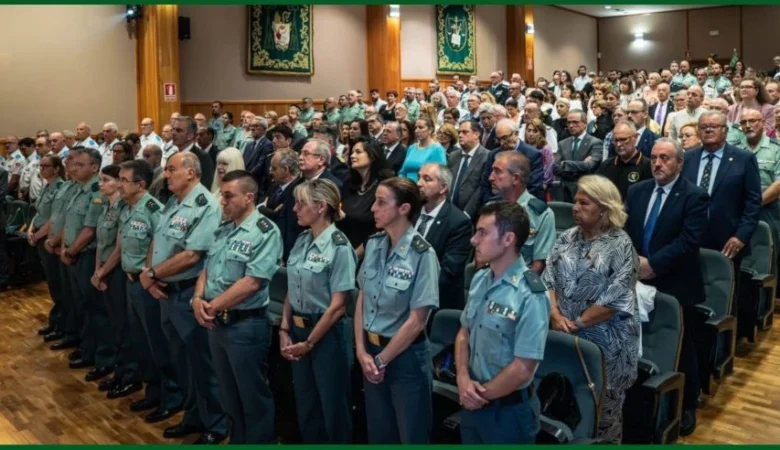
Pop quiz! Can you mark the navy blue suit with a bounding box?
[608,129,658,159]
[480,141,544,204]
[681,144,761,259]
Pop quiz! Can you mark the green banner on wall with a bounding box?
[247,5,314,76]
[436,5,476,76]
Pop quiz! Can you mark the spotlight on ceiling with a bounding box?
[126,5,143,23]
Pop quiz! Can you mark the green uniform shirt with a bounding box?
[517,190,556,264]
[299,107,315,126]
[204,210,282,310]
[403,99,421,122]
[727,123,746,147]
[703,76,732,98]
[208,117,222,135]
[742,134,780,192]
[460,258,551,387]
[340,103,364,124]
[120,192,163,273]
[50,180,78,237]
[287,224,357,314]
[63,176,103,251]
[152,183,222,282]
[96,199,126,263]
[33,177,63,229]
[326,109,342,128]
[215,125,240,149]
[234,130,253,153]
[358,226,440,336]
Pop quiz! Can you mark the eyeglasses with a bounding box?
[496,134,514,143]
[119,177,141,184]
[700,125,725,131]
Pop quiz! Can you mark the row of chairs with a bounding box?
[3,197,44,285]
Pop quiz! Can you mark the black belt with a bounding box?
[291,311,322,329]
[486,383,535,408]
[126,272,141,282]
[364,330,426,347]
[161,277,198,294]
[215,307,267,327]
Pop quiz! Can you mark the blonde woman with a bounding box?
[211,147,246,202]
[679,122,702,151]
[542,174,639,443]
[642,72,661,106]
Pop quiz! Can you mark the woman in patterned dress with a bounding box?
[541,174,640,443]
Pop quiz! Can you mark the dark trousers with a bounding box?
[681,305,701,411]
[103,268,137,382]
[363,339,432,444]
[159,285,227,434]
[59,259,79,342]
[209,315,274,444]
[126,279,182,408]
[461,394,540,444]
[37,240,64,331]
[290,317,352,443]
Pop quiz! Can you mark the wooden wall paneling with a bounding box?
[0,138,6,158]
[524,6,535,83]
[506,6,527,81]
[400,77,490,93]
[136,5,181,132]
[366,6,401,96]
[181,101,325,123]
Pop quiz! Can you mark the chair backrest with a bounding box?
[535,331,606,440]
[548,201,575,236]
[741,220,773,276]
[463,263,477,300]
[5,200,29,233]
[699,249,734,318]
[642,292,682,373]
[268,267,288,318]
[429,309,462,359]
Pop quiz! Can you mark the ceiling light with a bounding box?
[634,32,645,41]
[605,5,612,9]
[389,4,400,18]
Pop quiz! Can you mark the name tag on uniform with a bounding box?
[170,216,190,232]
[388,265,414,280]
[487,301,518,321]
[229,239,252,255]
[130,220,148,232]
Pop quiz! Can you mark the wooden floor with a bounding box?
[2,283,780,444]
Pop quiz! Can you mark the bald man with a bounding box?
[670,86,705,140]
[194,113,207,129]
[75,122,99,150]
[140,118,163,152]
[488,71,510,104]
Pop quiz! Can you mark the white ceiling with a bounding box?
[557,4,722,18]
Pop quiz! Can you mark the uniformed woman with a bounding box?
[28,155,65,339]
[355,177,440,443]
[281,178,357,443]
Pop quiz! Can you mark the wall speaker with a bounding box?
[178,16,191,40]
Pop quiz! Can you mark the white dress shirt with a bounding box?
[414,199,445,239]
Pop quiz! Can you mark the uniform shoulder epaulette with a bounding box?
[411,235,431,253]
[769,137,780,146]
[219,218,232,227]
[196,193,207,206]
[145,198,160,212]
[93,195,104,205]
[526,197,549,215]
[91,182,99,192]
[332,230,348,246]
[55,180,63,189]
[257,217,272,233]
[523,270,547,293]
[368,231,387,240]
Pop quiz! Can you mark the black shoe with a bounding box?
[51,339,79,351]
[162,422,203,438]
[680,409,697,437]
[68,350,82,361]
[86,366,113,382]
[38,325,54,336]
[147,405,183,424]
[193,432,226,445]
[69,357,94,369]
[98,376,121,392]
[131,397,160,413]
[43,331,65,342]
[107,381,143,399]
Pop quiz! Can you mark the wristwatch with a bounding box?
[374,355,387,370]
[305,339,314,350]
[145,268,156,280]
[575,317,587,329]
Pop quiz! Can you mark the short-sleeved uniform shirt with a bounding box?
[460,258,551,388]
[326,109,342,128]
[517,190,556,264]
[120,192,163,273]
[358,227,440,337]
[287,224,357,314]
[204,210,282,310]
[63,176,103,251]
[152,183,222,282]
[32,177,63,229]
[340,104,365,124]
[75,138,99,150]
[6,150,26,177]
[49,180,78,237]
[96,198,126,263]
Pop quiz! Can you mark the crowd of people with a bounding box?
[0,52,779,445]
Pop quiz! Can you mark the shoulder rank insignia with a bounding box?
[332,230,348,246]
[196,193,208,206]
[368,231,387,240]
[411,235,431,253]
[91,182,99,192]
[527,197,549,215]
[93,197,103,205]
[145,199,160,212]
[523,270,547,293]
[257,217,272,233]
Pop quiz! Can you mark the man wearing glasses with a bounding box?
[554,110,604,202]
[597,121,652,201]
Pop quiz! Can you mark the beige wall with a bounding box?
[742,6,780,70]
[0,6,137,137]
[598,11,687,72]
[533,6,598,80]
[179,5,367,101]
[400,5,507,79]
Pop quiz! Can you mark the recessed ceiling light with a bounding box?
[605,5,612,9]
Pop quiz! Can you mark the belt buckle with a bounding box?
[293,316,305,328]
[219,310,230,325]
[367,332,381,346]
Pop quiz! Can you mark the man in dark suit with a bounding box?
[448,120,489,219]
[258,149,301,261]
[243,117,274,175]
[625,137,710,436]
[196,126,220,165]
[297,139,343,193]
[312,127,350,184]
[478,104,499,151]
[416,163,472,311]
[609,99,658,158]
[648,83,672,133]
[597,121,653,200]
[381,121,407,174]
[488,71,510,105]
[553,110,604,202]
[171,116,214,189]
[681,111,761,267]
[480,119,544,204]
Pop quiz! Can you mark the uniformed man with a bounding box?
[703,63,732,98]
[341,90,365,124]
[5,135,25,194]
[60,147,116,380]
[288,105,308,137]
[50,132,70,161]
[215,112,240,149]
[356,177,440,443]
[324,97,342,128]
[597,121,653,200]
[74,122,99,150]
[16,137,37,199]
[402,88,421,123]
[299,97,316,129]
[489,151,555,274]
[234,111,255,152]
[160,124,178,167]
[209,101,224,134]
[455,200,550,444]
[193,170,281,444]
[140,117,164,153]
[116,159,184,421]
[26,137,52,203]
[488,72,510,105]
[141,152,227,443]
[97,122,121,168]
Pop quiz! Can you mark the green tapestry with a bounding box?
[436,5,476,76]
[247,5,313,76]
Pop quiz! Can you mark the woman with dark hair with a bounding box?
[336,123,351,160]
[379,90,399,122]
[338,137,394,257]
[728,77,776,134]
[111,141,134,165]
[355,176,439,444]
[399,119,414,147]
[560,70,573,85]
[349,119,370,142]
[124,133,142,159]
